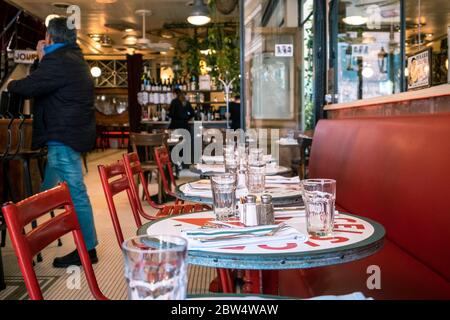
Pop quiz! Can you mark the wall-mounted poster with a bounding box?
[407,48,432,91]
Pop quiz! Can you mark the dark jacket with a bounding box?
[168,98,195,130]
[8,44,96,153]
[229,101,241,130]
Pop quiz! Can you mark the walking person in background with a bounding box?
[7,17,99,268]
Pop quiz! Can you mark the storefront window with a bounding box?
[335,0,402,103]
[243,0,302,130]
[405,0,449,89]
[301,0,314,130]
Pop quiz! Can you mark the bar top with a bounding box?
[325,83,450,111]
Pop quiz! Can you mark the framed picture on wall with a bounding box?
[407,48,432,91]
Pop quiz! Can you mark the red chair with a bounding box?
[1,183,107,300]
[153,146,182,203]
[122,152,209,217]
[98,160,143,248]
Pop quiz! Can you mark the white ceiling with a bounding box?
[7,0,238,56]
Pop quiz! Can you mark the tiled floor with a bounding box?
[0,149,216,300]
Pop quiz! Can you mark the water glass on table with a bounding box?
[301,179,336,237]
[122,235,188,300]
[247,162,266,194]
[211,173,237,221]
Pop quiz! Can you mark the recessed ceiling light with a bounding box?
[52,2,72,9]
[95,0,117,4]
[125,28,134,33]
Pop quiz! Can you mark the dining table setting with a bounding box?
[124,145,385,300]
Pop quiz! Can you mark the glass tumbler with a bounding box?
[247,162,266,194]
[301,179,337,237]
[211,173,237,220]
[122,235,188,300]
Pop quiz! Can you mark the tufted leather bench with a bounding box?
[279,113,450,299]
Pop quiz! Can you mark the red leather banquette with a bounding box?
[279,113,450,299]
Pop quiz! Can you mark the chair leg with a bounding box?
[0,246,6,291]
[24,159,43,263]
[1,229,6,248]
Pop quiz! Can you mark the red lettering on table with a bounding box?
[222,246,246,250]
[335,217,358,223]
[258,243,298,250]
[334,223,365,230]
[310,236,349,243]
[305,241,320,247]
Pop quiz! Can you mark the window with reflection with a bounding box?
[335,0,402,103]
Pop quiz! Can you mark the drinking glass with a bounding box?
[248,148,264,165]
[301,179,336,237]
[211,173,237,220]
[224,148,239,174]
[122,235,188,300]
[247,162,266,194]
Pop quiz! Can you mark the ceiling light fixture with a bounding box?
[343,15,367,26]
[45,14,60,27]
[95,0,117,4]
[343,4,367,26]
[187,0,211,26]
[90,67,102,78]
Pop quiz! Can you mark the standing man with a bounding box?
[228,95,241,130]
[7,17,99,268]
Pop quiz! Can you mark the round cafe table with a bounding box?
[174,182,303,206]
[138,211,385,295]
[189,164,292,177]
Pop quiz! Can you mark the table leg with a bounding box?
[261,270,279,295]
[217,268,235,294]
[157,172,163,205]
[243,270,261,294]
[242,270,279,295]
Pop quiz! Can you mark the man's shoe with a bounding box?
[53,249,98,268]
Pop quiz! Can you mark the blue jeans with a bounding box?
[41,145,98,250]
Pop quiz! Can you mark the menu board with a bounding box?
[407,48,432,91]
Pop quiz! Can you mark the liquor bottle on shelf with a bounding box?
[214,106,221,120]
[182,78,187,91]
[141,66,148,91]
[190,75,197,91]
[161,106,167,121]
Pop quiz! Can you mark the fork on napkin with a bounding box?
[182,224,307,250]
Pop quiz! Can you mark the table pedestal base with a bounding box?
[243,270,279,295]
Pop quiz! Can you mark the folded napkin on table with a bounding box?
[183,225,307,250]
[195,164,225,173]
[266,175,300,184]
[182,183,248,198]
[274,209,340,219]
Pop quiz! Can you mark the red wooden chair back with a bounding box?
[1,183,107,300]
[98,160,143,247]
[122,152,166,217]
[153,146,178,198]
[123,152,207,217]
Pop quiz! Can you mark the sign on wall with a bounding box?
[275,44,294,57]
[407,48,432,91]
[14,50,38,64]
